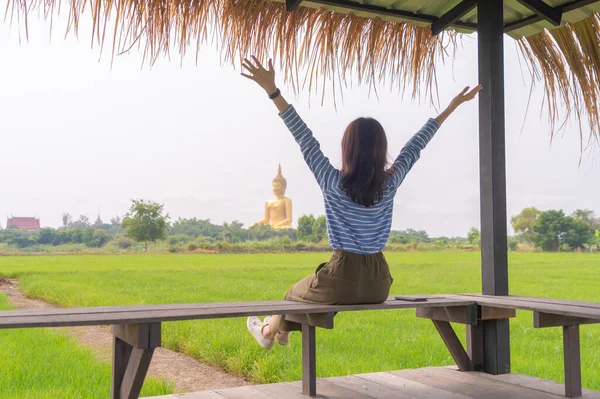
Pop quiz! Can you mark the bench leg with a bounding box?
[302,324,317,397]
[563,325,582,398]
[111,323,161,399]
[432,320,472,371]
[467,324,485,372]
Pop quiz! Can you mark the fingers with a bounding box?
[251,55,265,71]
[268,59,274,72]
[240,72,257,81]
[466,84,483,98]
[460,86,469,96]
[242,58,257,73]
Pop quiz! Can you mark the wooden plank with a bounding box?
[302,324,316,397]
[290,379,376,398]
[214,386,273,399]
[327,375,416,398]
[473,372,600,398]
[0,299,475,329]
[395,367,560,398]
[251,382,307,398]
[0,297,472,318]
[393,367,500,398]
[177,391,228,399]
[515,0,563,25]
[120,347,155,399]
[432,320,472,371]
[449,295,600,320]
[285,312,335,329]
[356,371,466,398]
[416,305,477,325]
[497,295,600,310]
[534,311,599,328]
[455,294,600,310]
[564,325,582,398]
[431,0,478,35]
[0,300,302,317]
[297,0,476,30]
[480,306,516,320]
[111,323,161,349]
[286,0,302,11]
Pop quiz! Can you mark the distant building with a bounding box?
[6,217,41,230]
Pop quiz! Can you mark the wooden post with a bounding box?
[563,325,582,398]
[476,0,511,375]
[111,323,161,399]
[301,324,317,397]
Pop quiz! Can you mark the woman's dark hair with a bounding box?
[341,117,389,207]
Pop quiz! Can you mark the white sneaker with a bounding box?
[264,316,290,346]
[246,316,274,350]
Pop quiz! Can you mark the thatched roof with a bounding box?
[7,0,600,146]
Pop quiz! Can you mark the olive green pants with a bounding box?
[265,250,393,339]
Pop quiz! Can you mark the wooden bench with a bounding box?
[427,294,600,398]
[0,295,597,399]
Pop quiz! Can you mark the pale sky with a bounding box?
[0,8,598,237]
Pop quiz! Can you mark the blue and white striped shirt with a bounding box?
[280,106,440,255]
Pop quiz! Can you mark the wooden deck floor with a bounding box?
[146,366,600,399]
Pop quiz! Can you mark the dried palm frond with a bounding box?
[6,0,600,145]
[7,0,450,104]
[518,14,600,148]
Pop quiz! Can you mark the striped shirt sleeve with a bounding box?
[279,105,336,190]
[388,118,441,190]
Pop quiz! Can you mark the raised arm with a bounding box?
[241,57,336,190]
[388,85,482,190]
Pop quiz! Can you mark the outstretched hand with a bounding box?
[450,85,482,108]
[241,56,277,95]
[435,84,483,125]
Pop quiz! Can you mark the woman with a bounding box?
[241,56,481,349]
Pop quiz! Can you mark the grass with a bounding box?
[0,252,598,391]
[0,293,173,398]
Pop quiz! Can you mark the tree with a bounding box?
[532,210,593,251]
[71,215,90,229]
[532,210,569,251]
[312,216,327,243]
[389,229,431,245]
[562,219,594,251]
[37,228,57,245]
[297,215,316,242]
[223,221,247,243]
[571,209,600,231]
[467,227,481,247]
[110,215,122,226]
[593,230,600,252]
[121,200,169,251]
[62,213,72,229]
[511,207,542,243]
[83,229,110,248]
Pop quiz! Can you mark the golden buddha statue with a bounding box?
[256,164,293,229]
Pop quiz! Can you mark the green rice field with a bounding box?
[0,252,598,397]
